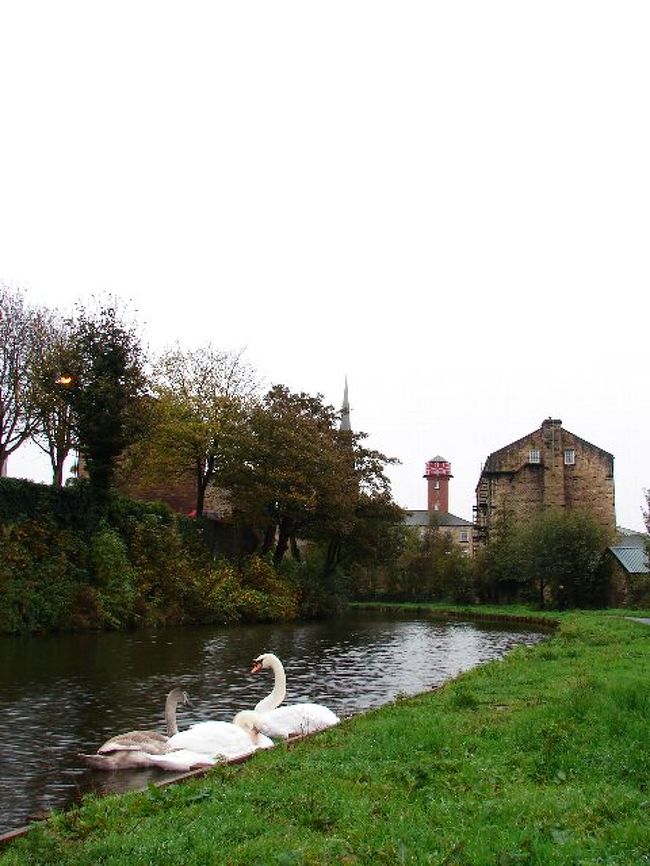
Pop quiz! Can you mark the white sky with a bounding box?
[1,2,648,532]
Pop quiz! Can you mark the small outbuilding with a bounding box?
[605,529,649,606]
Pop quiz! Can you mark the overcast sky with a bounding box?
[2,2,648,531]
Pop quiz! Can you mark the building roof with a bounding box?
[481,419,614,475]
[608,545,649,575]
[404,510,473,528]
[616,528,648,546]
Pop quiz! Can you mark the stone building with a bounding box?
[605,528,649,606]
[474,418,616,543]
[404,456,474,555]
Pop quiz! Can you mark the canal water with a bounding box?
[0,610,548,834]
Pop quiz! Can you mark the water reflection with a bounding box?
[0,611,547,834]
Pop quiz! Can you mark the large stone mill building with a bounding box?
[474,417,616,544]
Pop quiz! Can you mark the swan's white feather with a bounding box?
[167,720,272,758]
[144,749,218,772]
[257,703,340,739]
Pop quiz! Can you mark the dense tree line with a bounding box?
[0,285,403,631]
[473,507,612,608]
[355,507,621,610]
[2,285,644,632]
[0,478,301,633]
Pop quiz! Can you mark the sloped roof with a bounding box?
[615,528,648,546]
[404,510,472,528]
[482,421,614,473]
[609,545,649,575]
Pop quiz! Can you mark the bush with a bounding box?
[88,525,137,628]
[0,480,315,633]
[0,517,85,632]
[183,558,298,625]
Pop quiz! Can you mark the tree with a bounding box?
[0,284,43,473]
[28,313,77,486]
[387,519,473,602]
[229,385,399,570]
[522,508,608,608]
[474,506,529,604]
[129,344,260,518]
[63,300,148,501]
[228,386,348,564]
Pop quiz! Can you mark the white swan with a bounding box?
[164,707,274,761]
[80,687,190,771]
[249,652,340,739]
[146,712,275,772]
[143,749,218,772]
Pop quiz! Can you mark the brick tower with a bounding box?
[424,456,453,513]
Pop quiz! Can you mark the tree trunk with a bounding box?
[52,459,64,487]
[323,540,341,578]
[274,517,293,565]
[195,470,207,518]
[290,534,301,562]
[261,525,276,556]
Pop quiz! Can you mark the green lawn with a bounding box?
[2,609,649,865]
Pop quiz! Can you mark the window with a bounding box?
[460,530,469,543]
[434,480,440,490]
[564,448,575,465]
[528,448,540,464]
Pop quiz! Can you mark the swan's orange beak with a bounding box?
[251,660,263,674]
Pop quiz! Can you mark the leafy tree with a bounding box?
[333,491,405,579]
[521,508,608,608]
[128,344,260,518]
[228,386,350,564]
[387,520,473,602]
[0,284,44,473]
[62,300,148,501]
[229,385,398,572]
[474,506,529,603]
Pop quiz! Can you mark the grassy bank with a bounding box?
[350,600,562,628]
[2,610,649,865]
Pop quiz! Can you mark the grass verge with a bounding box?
[2,609,649,865]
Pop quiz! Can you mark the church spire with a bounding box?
[340,377,351,432]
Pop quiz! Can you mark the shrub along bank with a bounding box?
[0,478,298,633]
[2,610,649,865]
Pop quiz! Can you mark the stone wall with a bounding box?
[475,419,615,541]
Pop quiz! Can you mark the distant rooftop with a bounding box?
[404,510,473,528]
[609,545,649,575]
[616,527,648,544]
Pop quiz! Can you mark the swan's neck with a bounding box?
[255,656,286,712]
[165,696,180,736]
[233,710,264,743]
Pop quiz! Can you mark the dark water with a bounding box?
[0,611,547,834]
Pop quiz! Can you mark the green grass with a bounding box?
[2,610,650,865]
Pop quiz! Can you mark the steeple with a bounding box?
[340,377,351,432]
